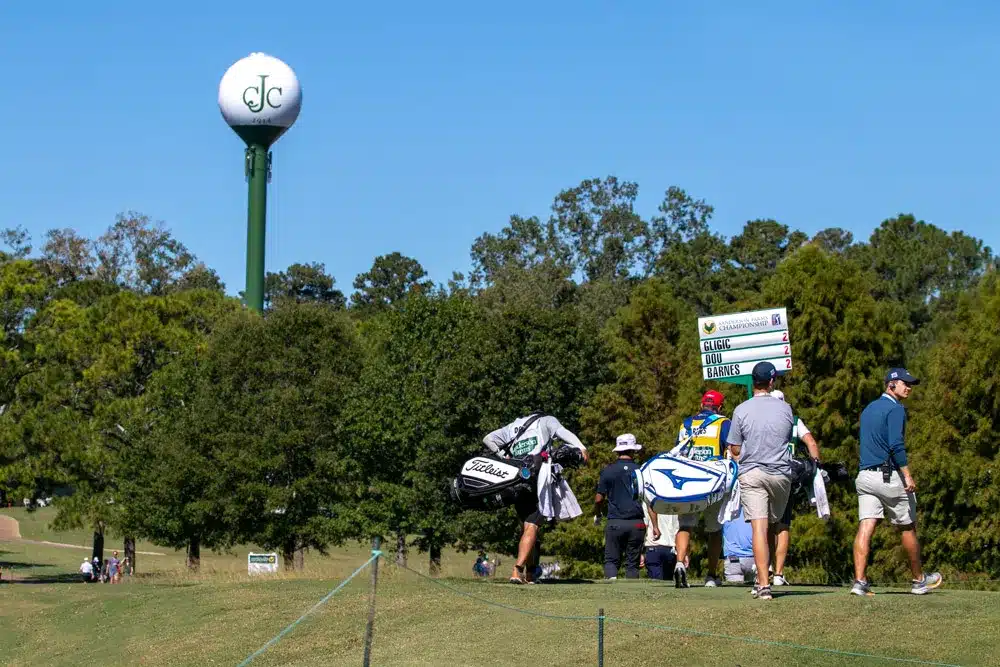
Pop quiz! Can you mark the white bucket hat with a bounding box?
[613,433,642,452]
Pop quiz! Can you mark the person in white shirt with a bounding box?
[483,413,588,584]
[769,390,822,586]
[641,503,679,580]
[80,558,94,583]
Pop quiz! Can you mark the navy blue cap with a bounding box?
[885,368,919,385]
[752,361,777,383]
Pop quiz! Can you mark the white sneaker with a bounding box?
[911,572,942,595]
[704,576,720,588]
[850,579,873,596]
[772,574,789,586]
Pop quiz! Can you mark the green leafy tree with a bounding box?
[178,301,363,570]
[907,271,1000,578]
[264,262,345,310]
[93,212,198,295]
[551,176,648,282]
[351,252,433,313]
[0,288,239,564]
[648,187,735,314]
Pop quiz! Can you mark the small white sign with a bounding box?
[702,357,793,381]
[698,308,788,340]
[248,552,279,574]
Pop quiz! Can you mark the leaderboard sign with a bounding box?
[698,307,792,381]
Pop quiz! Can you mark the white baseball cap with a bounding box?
[613,433,642,452]
[770,390,785,401]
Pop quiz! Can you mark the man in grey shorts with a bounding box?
[726,361,794,601]
[851,368,942,596]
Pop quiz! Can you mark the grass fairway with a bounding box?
[1,508,997,667]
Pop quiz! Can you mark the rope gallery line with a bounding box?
[236,551,381,667]
[393,562,596,621]
[604,616,965,667]
[391,562,966,667]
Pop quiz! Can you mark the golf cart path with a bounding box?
[3,538,167,556]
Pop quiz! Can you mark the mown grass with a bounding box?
[1,508,997,666]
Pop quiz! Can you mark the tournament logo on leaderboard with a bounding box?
[697,307,788,340]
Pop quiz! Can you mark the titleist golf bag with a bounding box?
[450,415,585,511]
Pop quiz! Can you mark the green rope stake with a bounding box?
[237,552,380,667]
[363,537,383,667]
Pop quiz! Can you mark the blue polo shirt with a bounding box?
[859,394,908,470]
[597,458,644,521]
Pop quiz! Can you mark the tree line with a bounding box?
[1,178,997,581]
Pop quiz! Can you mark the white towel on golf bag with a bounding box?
[718,477,742,525]
[537,461,583,520]
[810,469,831,520]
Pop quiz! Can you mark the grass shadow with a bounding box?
[771,590,831,597]
[1,560,54,569]
[2,572,85,585]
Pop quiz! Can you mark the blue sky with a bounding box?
[3,1,998,296]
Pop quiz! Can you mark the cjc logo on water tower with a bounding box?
[219,52,302,143]
[242,74,284,113]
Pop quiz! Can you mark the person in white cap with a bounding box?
[769,389,822,586]
[594,434,647,579]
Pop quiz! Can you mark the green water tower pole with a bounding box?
[218,52,302,312]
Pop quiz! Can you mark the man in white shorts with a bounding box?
[851,368,942,596]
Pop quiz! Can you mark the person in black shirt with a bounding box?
[594,433,648,579]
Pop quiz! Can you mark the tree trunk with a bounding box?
[282,540,297,571]
[91,523,105,564]
[395,531,408,567]
[124,536,136,575]
[429,543,442,577]
[294,545,305,571]
[186,537,201,571]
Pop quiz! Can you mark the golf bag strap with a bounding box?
[672,413,724,457]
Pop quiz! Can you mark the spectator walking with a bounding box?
[594,434,646,580]
[641,502,679,581]
[108,551,121,584]
[79,558,94,583]
[726,361,795,601]
[851,368,942,596]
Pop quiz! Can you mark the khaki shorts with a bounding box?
[678,499,724,533]
[739,468,792,524]
[856,469,917,526]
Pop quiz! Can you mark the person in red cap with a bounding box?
[671,389,732,588]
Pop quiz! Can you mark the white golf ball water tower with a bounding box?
[218,52,302,312]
